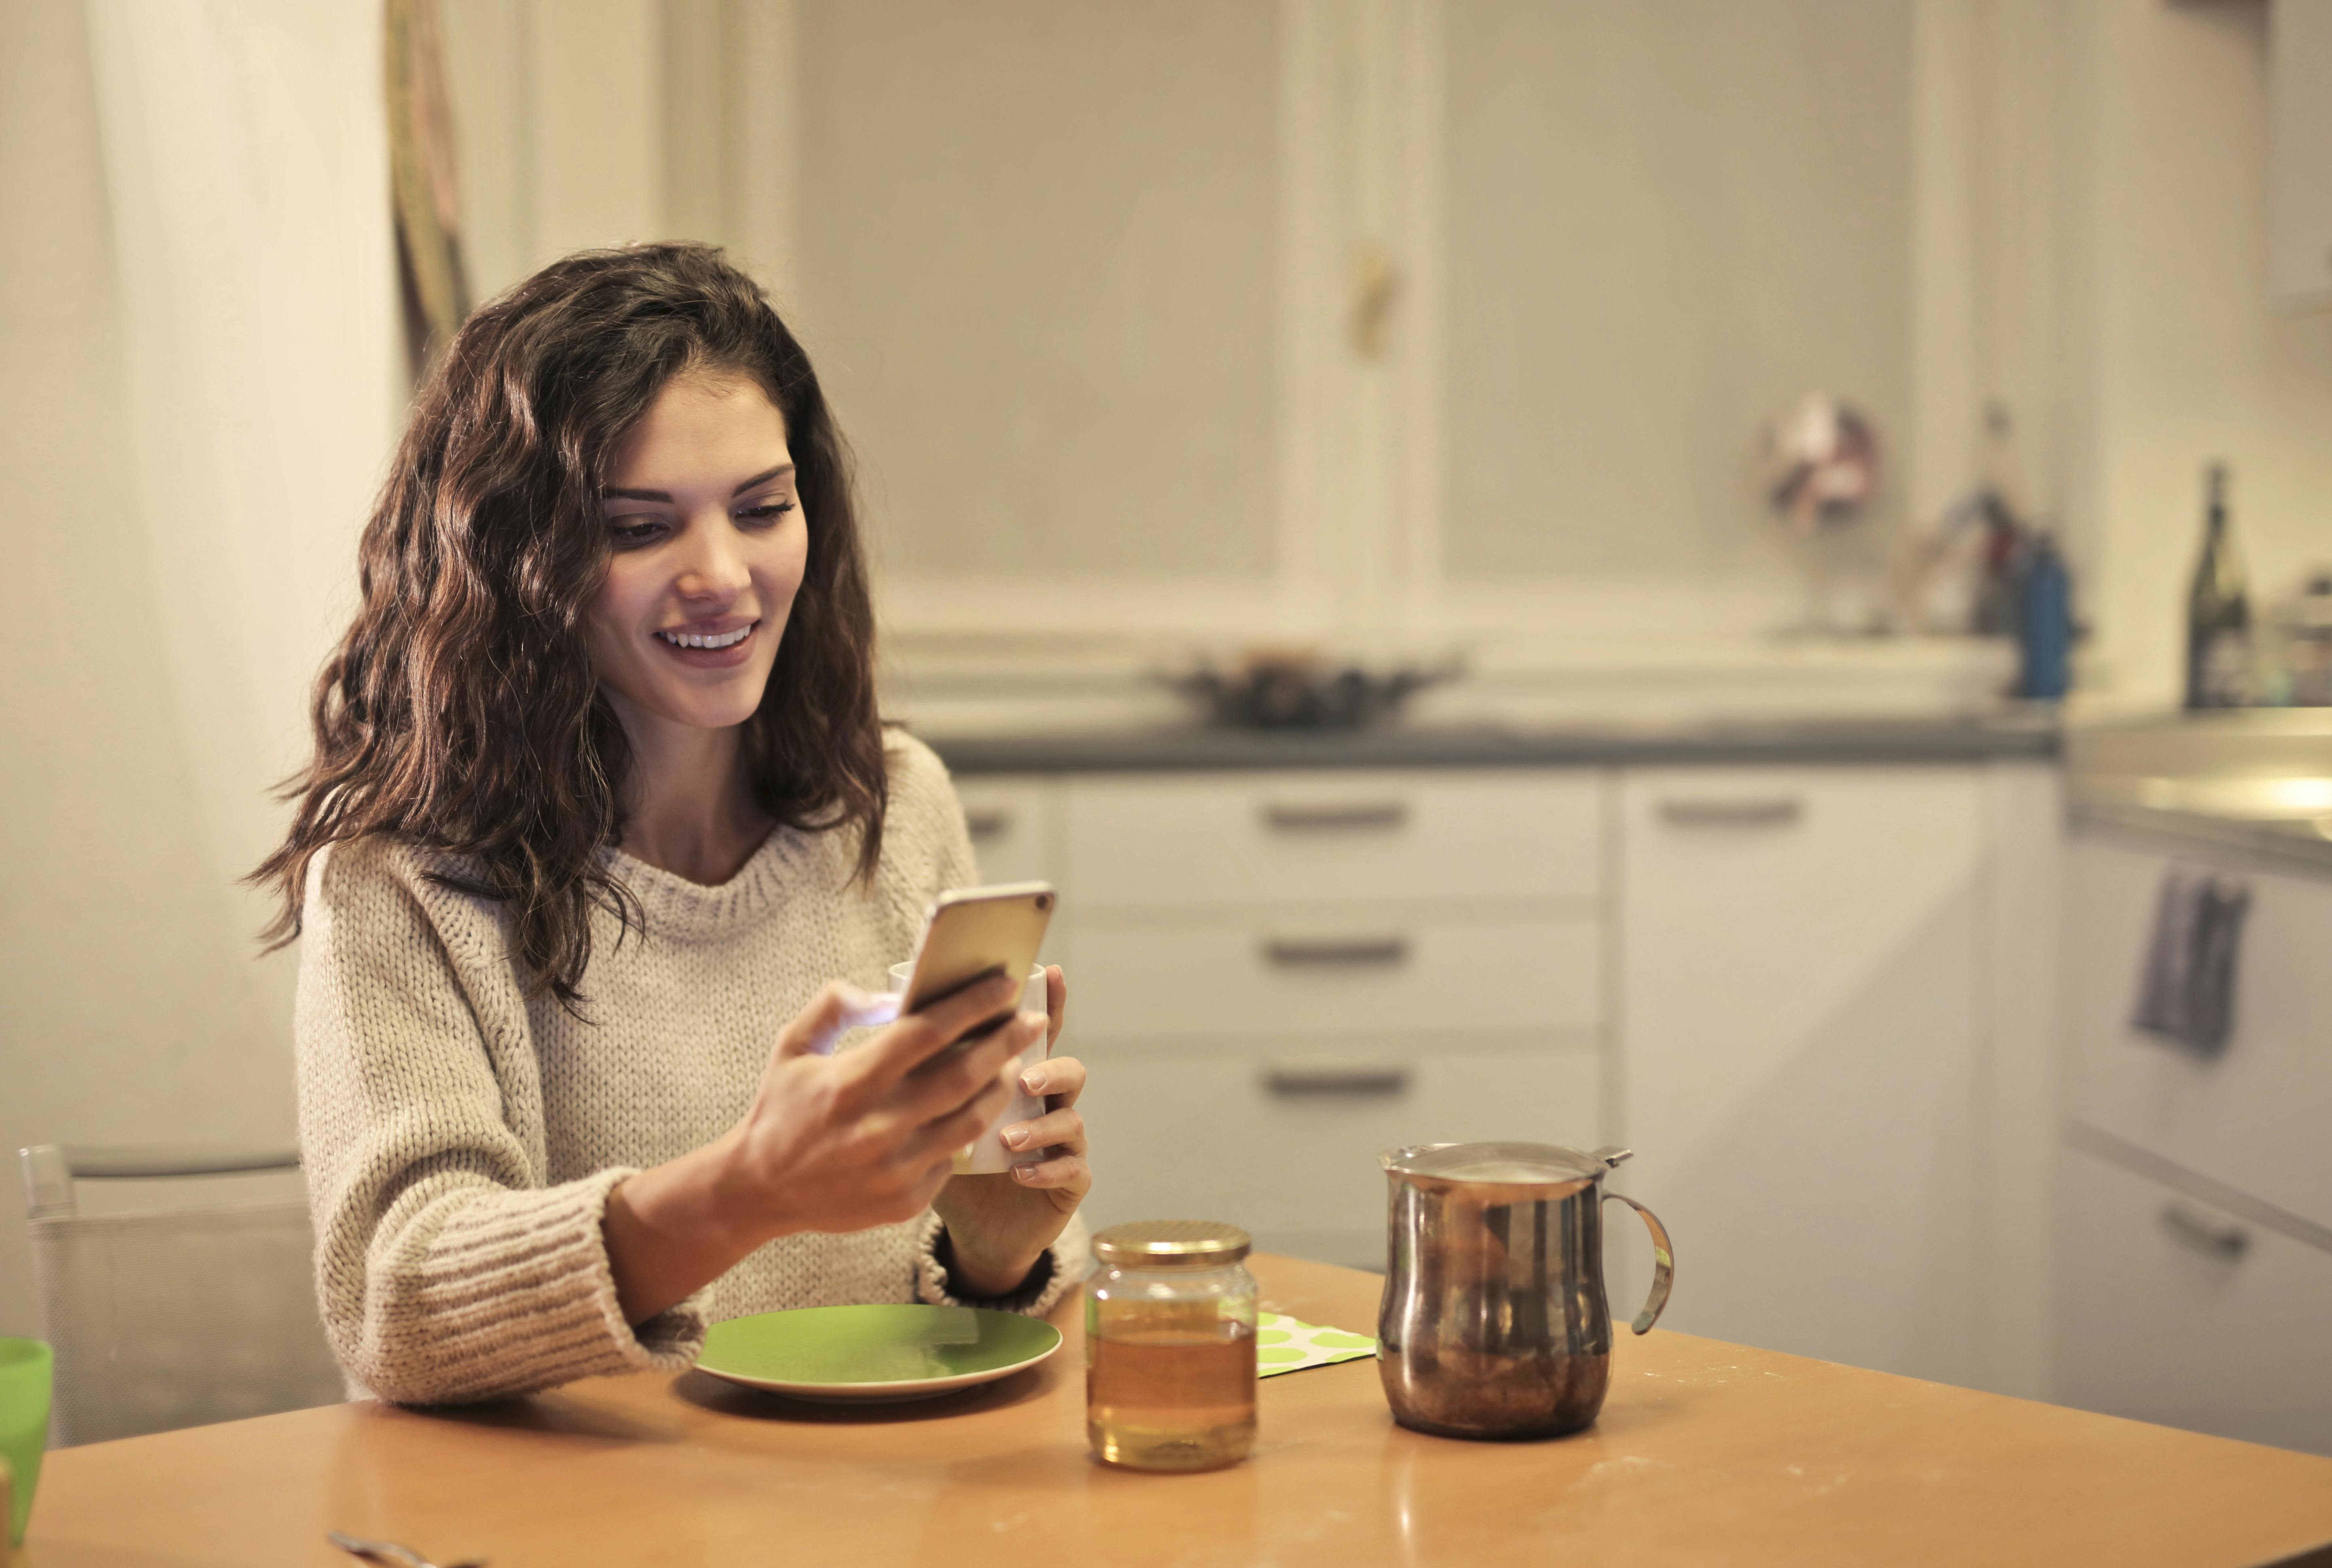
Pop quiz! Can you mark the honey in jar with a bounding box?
[1085,1220,1257,1471]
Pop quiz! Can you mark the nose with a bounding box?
[672,507,751,604]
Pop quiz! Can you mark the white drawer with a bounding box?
[2056,1144,2332,1456]
[1064,913,1600,1041]
[1064,770,1602,907]
[951,775,1060,888]
[1075,1047,1602,1271]
[2067,834,2332,1231]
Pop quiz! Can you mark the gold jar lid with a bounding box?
[1092,1219,1251,1267]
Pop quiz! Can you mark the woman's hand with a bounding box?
[604,972,1040,1323]
[930,965,1091,1298]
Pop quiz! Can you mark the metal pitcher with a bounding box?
[1377,1142,1675,1440]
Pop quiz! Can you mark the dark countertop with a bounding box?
[921,714,2063,775]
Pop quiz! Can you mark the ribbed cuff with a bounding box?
[911,1211,1090,1318]
[363,1167,707,1405]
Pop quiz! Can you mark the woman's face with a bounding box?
[586,373,807,735]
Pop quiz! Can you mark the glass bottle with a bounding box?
[1085,1220,1257,1472]
[2186,463,2254,708]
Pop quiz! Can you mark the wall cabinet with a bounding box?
[2271,0,2332,313]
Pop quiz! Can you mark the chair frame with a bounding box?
[19,1144,302,1219]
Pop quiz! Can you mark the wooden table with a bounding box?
[24,1256,2332,1567]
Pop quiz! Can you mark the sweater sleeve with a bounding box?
[911,1211,1093,1317]
[295,841,704,1404]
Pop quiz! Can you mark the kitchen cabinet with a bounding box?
[950,774,1064,965]
[953,752,2058,1386]
[2057,1144,2332,1456]
[2066,832,2332,1234]
[1615,767,1991,1389]
[2057,821,2332,1453]
[989,768,1608,1271]
[2271,0,2332,312]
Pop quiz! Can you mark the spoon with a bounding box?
[326,1529,487,1568]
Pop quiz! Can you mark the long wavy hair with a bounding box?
[253,243,887,1007]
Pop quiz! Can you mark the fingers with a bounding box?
[1044,964,1066,1050]
[855,972,1023,1088]
[774,980,891,1061]
[999,1105,1085,1158]
[1009,1151,1090,1192]
[1016,1053,1085,1112]
[902,1071,1015,1166]
[892,1010,1045,1125]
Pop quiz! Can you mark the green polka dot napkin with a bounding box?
[1255,1312,1377,1377]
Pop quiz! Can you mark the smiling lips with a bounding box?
[657,625,752,650]
[653,620,759,666]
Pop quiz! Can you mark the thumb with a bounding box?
[776,982,901,1061]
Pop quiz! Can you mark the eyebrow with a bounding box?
[600,464,795,503]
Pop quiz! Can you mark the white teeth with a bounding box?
[659,625,751,650]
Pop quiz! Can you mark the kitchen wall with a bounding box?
[2064,0,2332,710]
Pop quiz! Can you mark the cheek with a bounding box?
[585,562,647,664]
[767,520,811,602]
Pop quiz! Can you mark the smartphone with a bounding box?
[898,881,1056,1049]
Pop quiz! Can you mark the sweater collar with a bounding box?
[602,824,840,939]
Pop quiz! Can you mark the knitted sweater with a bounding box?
[293,732,1088,1405]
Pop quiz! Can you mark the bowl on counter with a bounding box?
[1160,648,1465,731]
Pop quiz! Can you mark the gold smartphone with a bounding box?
[899,882,1056,1048]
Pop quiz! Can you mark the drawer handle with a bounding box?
[964,808,1013,841]
[2159,1201,2249,1261]
[1657,796,1805,827]
[1262,800,1410,832]
[1264,1063,1411,1096]
[1261,935,1410,968]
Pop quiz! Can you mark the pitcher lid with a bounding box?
[1379,1141,1624,1187]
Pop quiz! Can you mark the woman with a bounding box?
[255,243,1092,1405]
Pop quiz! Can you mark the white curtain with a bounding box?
[82,0,398,889]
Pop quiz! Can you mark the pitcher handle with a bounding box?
[1602,1190,1676,1335]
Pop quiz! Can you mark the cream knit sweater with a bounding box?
[293,732,1088,1405]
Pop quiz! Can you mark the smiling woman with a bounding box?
[246,244,1092,1406]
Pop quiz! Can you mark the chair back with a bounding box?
[18,1144,344,1446]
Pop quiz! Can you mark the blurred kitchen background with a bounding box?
[3,0,2329,1453]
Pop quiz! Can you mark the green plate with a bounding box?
[696,1305,1063,1403]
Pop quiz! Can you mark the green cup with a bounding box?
[0,1337,51,1547]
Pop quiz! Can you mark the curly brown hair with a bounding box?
[253,243,886,1007]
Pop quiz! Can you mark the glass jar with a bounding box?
[1085,1220,1258,1471]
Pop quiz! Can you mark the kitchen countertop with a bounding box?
[25,1254,2332,1568]
[2066,711,2332,872]
[920,713,2061,775]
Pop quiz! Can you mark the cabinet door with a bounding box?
[1617,767,1985,1385]
[2271,0,2332,312]
[951,775,1059,889]
[2067,833,2332,1233]
[1068,911,1599,1044]
[1065,770,1603,908]
[1074,1046,1601,1272]
[2056,1145,2332,1457]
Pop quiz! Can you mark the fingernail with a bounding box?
[1002,1125,1029,1149]
[1013,1165,1037,1182]
[1019,1071,1045,1095]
